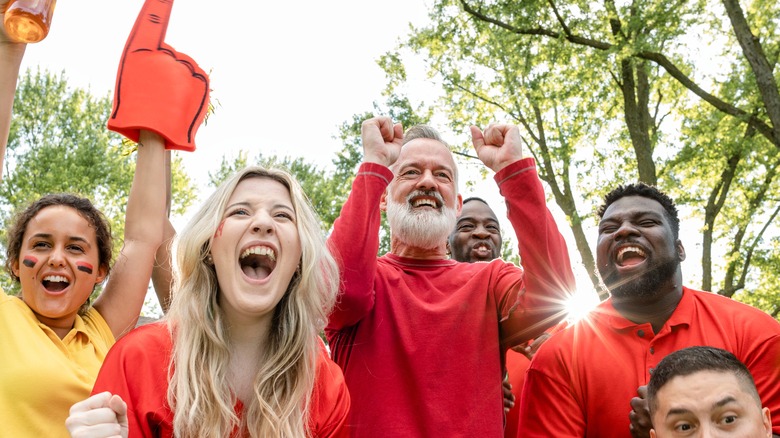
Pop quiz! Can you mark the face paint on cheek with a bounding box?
[22,256,38,268]
[214,219,226,239]
[76,262,94,274]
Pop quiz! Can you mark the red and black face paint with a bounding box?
[214,219,226,238]
[76,262,94,274]
[22,256,38,268]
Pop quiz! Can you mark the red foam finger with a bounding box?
[126,0,174,52]
[108,0,210,151]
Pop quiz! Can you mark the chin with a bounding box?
[606,259,679,299]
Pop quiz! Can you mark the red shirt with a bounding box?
[504,350,530,438]
[92,323,350,437]
[518,287,780,437]
[326,159,575,437]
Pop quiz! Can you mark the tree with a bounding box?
[0,69,196,293]
[379,0,779,313]
[332,95,432,255]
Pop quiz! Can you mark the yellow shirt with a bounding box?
[0,291,115,437]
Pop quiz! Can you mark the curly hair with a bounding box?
[596,183,680,239]
[5,193,113,314]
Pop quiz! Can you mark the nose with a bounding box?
[48,247,66,267]
[415,169,437,190]
[250,211,274,235]
[472,225,491,239]
[614,221,639,240]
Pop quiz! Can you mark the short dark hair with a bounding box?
[647,346,760,416]
[462,196,490,207]
[5,193,113,284]
[597,183,680,239]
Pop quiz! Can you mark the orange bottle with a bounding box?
[3,0,57,43]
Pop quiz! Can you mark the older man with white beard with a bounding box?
[325,116,575,437]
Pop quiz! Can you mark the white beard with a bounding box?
[386,195,457,250]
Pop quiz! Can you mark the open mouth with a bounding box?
[472,242,493,258]
[239,246,277,280]
[408,190,444,210]
[410,197,441,209]
[616,245,647,267]
[42,275,70,292]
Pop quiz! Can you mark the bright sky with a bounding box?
[18,0,607,316]
[19,0,432,180]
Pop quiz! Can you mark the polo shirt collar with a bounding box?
[597,286,692,332]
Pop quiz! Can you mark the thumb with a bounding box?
[470,125,485,149]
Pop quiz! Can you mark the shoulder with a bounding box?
[686,288,779,325]
[108,322,172,358]
[80,307,116,345]
[311,343,350,436]
[314,343,348,400]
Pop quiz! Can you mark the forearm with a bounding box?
[151,218,175,313]
[326,162,391,329]
[499,159,575,301]
[0,42,26,179]
[95,131,166,337]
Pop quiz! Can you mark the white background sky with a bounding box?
[17,0,657,315]
[20,0,432,176]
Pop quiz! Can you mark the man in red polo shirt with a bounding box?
[517,183,780,437]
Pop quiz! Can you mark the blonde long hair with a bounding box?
[165,167,339,437]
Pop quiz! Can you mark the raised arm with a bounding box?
[94,0,209,336]
[0,0,27,180]
[94,130,165,338]
[150,151,175,313]
[472,124,575,345]
[326,117,401,329]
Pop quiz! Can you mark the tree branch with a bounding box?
[721,0,780,145]
[458,0,779,147]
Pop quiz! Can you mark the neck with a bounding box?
[391,237,449,260]
[611,272,684,333]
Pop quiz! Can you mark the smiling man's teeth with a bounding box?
[240,246,276,262]
[412,199,437,208]
[43,275,68,283]
[617,246,646,262]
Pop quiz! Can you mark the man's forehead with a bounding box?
[397,138,456,168]
[601,196,667,221]
[459,201,498,222]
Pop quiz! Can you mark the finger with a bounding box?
[393,123,404,143]
[69,392,113,415]
[637,385,648,398]
[377,117,395,142]
[108,395,127,416]
[127,0,175,52]
[108,395,129,428]
[484,125,506,147]
[470,125,485,150]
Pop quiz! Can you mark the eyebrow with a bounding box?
[599,210,665,225]
[30,233,92,246]
[664,396,739,419]
[226,201,294,212]
[714,396,738,408]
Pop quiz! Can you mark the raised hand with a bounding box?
[470,124,524,173]
[628,385,652,438]
[361,116,403,167]
[108,0,209,152]
[65,392,128,438]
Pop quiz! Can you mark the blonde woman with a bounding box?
[66,167,349,437]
